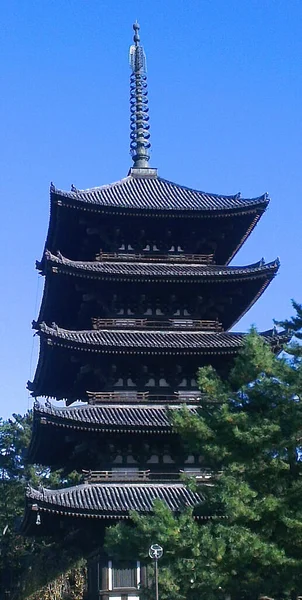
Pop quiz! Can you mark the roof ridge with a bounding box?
[158,176,240,200]
[51,176,132,196]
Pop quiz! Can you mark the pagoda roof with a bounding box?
[30,326,289,400]
[42,251,280,282]
[51,174,269,214]
[28,402,196,465]
[35,322,288,355]
[37,252,279,332]
[25,481,202,519]
[31,401,193,432]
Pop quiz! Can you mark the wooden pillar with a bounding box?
[100,562,109,600]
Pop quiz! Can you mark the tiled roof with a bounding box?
[43,251,280,281]
[33,402,198,431]
[51,174,269,213]
[26,482,202,516]
[37,322,288,354]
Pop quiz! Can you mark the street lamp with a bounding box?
[149,544,163,600]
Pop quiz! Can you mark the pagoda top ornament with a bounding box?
[129,22,151,169]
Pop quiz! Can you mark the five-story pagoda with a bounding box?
[22,23,285,600]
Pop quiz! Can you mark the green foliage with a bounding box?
[105,307,302,600]
[0,412,84,600]
[277,300,302,340]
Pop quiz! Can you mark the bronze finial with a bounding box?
[133,21,140,45]
[129,22,151,169]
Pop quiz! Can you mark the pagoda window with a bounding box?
[179,378,188,387]
[185,455,195,464]
[159,377,169,387]
[126,376,136,387]
[145,377,156,387]
[113,377,124,387]
[147,454,159,464]
[144,307,152,315]
[162,454,174,464]
[112,455,123,465]
[191,378,198,388]
[109,560,140,591]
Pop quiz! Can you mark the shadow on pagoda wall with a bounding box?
[29,425,204,472]
[55,209,246,266]
[31,349,233,401]
[39,273,263,333]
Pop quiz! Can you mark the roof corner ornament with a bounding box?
[129,22,151,169]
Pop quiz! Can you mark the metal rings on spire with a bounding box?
[129,22,151,168]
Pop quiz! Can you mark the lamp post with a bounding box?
[149,544,163,600]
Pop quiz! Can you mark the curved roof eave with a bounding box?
[50,176,269,214]
[34,322,289,352]
[31,401,198,431]
[41,250,280,282]
[25,481,203,516]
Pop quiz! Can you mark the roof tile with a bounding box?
[33,402,198,430]
[44,251,279,280]
[52,175,268,213]
[37,322,289,352]
[26,482,202,514]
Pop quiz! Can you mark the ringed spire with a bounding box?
[129,22,151,169]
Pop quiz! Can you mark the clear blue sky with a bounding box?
[0,0,301,419]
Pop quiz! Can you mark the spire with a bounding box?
[129,22,151,169]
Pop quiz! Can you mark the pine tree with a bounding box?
[0,413,84,600]
[105,308,302,600]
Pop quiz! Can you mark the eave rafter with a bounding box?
[39,250,280,284]
[35,252,279,332]
[27,324,290,401]
[23,481,203,524]
[43,180,269,268]
[32,322,289,355]
[31,401,188,433]
[49,177,269,214]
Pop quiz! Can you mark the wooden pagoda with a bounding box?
[22,22,286,600]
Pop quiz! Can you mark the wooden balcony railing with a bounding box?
[86,390,203,405]
[83,470,151,483]
[95,251,214,264]
[82,469,217,483]
[91,317,223,332]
